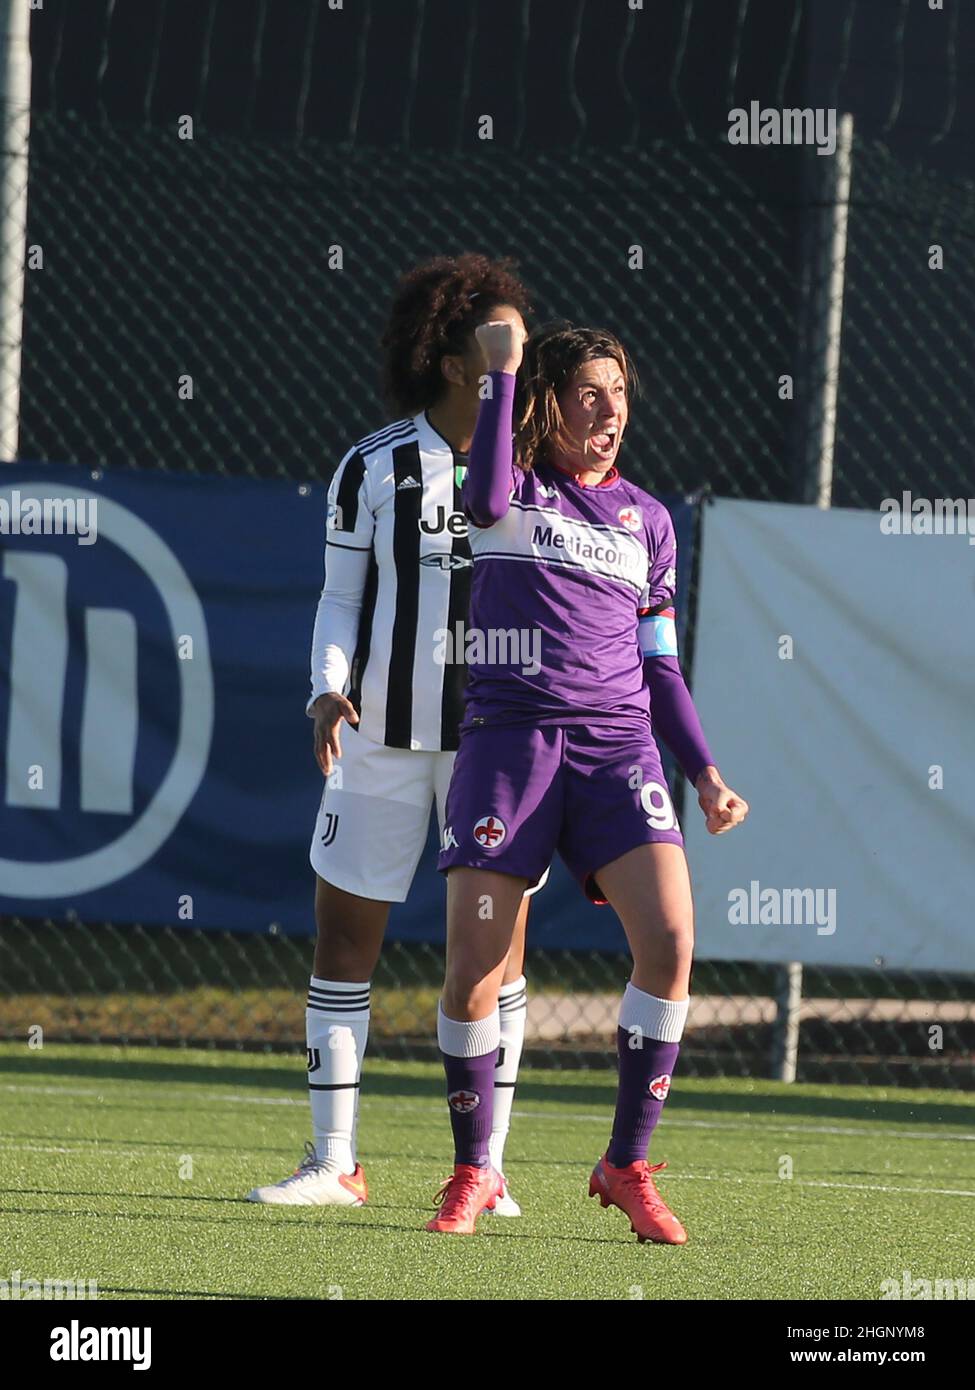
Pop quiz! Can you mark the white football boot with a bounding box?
[246,1141,368,1207]
[489,1176,522,1217]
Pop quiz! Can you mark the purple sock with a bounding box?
[443,1050,497,1167]
[607,1030,680,1167]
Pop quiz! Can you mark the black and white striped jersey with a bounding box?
[309,411,472,752]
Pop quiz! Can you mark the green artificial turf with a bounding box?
[0,1043,971,1301]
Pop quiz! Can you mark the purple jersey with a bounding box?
[462,436,677,730]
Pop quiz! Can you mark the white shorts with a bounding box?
[310,726,548,903]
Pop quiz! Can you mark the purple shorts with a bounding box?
[437,720,684,903]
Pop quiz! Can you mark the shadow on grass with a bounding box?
[93,1286,298,1299]
[1,1050,972,1131]
[0,1051,303,1091]
[0,1200,428,1229]
[0,1187,254,1204]
[1,1128,307,1152]
[639,1086,975,1130]
[0,1189,426,1218]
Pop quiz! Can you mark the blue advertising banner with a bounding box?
[0,465,697,951]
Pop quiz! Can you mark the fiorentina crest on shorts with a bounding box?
[473,814,506,848]
[448,1089,480,1114]
[648,1073,672,1102]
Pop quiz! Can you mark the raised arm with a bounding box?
[464,319,526,528]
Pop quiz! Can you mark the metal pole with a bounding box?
[773,113,854,1083]
[805,111,854,509]
[771,960,804,1085]
[0,0,32,463]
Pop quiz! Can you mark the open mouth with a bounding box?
[589,427,619,458]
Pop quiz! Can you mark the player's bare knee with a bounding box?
[442,973,496,1023]
[658,930,693,980]
[314,917,376,981]
[632,918,693,982]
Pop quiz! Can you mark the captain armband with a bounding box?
[638,606,678,658]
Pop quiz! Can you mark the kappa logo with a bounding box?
[536,481,559,500]
[442,823,459,850]
[662,565,677,592]
[648,1073,672,1102]
[448,1089,480,1114]
[420,554,472,571]
[320,812,340,847]
[473,815,506,848]
[618,505,642,531]
[396,475,422,490]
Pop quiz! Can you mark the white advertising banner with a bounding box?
[685,498,975,972]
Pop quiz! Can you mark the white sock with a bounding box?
[619,982,689,1042]
[436,1002,500,1056]
[489,975,527,1173]
[306,976,370,1173]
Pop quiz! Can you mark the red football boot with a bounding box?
[425,1164,503,1235]
[589,1155,688,1245]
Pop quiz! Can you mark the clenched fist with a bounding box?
[475,319,526,376]
[695,766,749,836]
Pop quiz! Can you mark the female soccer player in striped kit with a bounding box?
[248,256,540,1211]
[428,320,749,1240]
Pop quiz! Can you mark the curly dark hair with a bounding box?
[381,253,532,416]
[515,322,639,472]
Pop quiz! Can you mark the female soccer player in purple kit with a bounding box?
[427,320,749,1241]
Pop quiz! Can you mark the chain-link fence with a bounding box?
[3,917,973,1088]
[21,121,802,500]
[2,0,974,1087]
